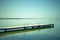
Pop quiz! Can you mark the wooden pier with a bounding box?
[0,24,54,32]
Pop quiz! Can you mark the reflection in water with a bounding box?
[0,27,54,36]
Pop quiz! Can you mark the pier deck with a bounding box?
[0,24,54,32]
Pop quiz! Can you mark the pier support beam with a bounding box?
[5,29,7,32]
[49,24,54,28]
[24,27,27,30]
[37,25,41,28]
[32,26,34,29]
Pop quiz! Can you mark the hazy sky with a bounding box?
[0,0,60,18]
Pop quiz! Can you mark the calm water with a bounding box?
[0,19,60,40]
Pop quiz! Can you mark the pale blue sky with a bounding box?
[0,0,60,18]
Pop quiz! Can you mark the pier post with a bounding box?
[24,27,27,30]
[24,24,26,30]
[32,26,34,29]
[37,25,40,28]
[49,24,54,28]
[5,29,7,32]
[40,25,43,28]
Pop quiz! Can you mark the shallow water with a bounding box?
[0,19,60,40]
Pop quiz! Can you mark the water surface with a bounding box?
[0,19,60,40]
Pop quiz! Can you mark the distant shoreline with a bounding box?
[0,18,60,19]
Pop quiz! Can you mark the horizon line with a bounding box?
[0,18,60,19]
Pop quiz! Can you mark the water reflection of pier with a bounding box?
[0,27,54,36]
